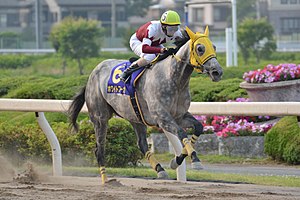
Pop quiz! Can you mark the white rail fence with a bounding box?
[1,99,300,181]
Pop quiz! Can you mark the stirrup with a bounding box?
[120,75,130,83]
[120,71,131,82]
[120,63,138,82]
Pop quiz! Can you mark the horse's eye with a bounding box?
[196,44,205,56]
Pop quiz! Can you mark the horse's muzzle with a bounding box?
[210,70,223,82]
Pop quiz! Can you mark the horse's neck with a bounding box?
[171,42,193,88]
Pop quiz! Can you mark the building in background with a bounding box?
[0,0,299,50]
[185,0,231,35]
[260,0,300,40]
[0,0,127,48]
[128,0,184,28]
[186,0,300,51]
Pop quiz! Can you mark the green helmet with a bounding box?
[160,10,181,25]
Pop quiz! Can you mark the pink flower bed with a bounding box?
[243,63,300,83]
[194,98,275,138]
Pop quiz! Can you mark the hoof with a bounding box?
[191,161,204,170]
[170,158,179,170]
[157,170,168,179]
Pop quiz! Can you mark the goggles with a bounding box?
[166,25,179,34]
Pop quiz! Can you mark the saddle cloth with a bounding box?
[107,61,145,96]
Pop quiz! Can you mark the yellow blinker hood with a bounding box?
[185,26,216,71]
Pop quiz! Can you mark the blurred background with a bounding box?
[0,0,299,52]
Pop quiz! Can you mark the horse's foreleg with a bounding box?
[131,122,168,179]
[145,151,167,178]
[174,113,204,170]
[155,116,192,169]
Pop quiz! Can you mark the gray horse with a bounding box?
[68,26,223,184]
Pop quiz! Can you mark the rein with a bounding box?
[172,53,205,74]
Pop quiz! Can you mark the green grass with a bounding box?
[60,166,300,188]
[53,153,299,188]
[143,153,282,166]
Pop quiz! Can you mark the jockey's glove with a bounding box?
[162,47,177,55]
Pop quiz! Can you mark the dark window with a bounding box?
[98,11,111,21]
[214,6,229,22]
[7,13,20,27]
[62,11,71,19]
[42,11,48,22]
[290,0,297,4]
[42,10,54,23]
[281,0,288,4]
[0,14,6,27]
[73,11,88,19]
[281,18,300,33]
[192,8,204,23]
[116,10,125,21]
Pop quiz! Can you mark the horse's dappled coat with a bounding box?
[68,26,223,184]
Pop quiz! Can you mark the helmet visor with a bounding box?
[166,25,179,36]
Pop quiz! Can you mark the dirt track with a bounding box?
[1,175,300,200]
[1,155,300,200]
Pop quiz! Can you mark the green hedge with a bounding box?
[1,75,248,101]
[0,55,33,69]
[0,118,142,167]
[264,116,300,164]
[1,75,88,99]
[190,77,247,102]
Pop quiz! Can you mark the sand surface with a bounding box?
[1,156,300,200]
[1,175,300,200]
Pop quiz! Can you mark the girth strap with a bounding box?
[129,95,143,122]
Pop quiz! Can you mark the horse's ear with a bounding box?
[204,26,209,36]
[185,26,195,40]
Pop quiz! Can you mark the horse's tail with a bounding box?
[68,86,86,132]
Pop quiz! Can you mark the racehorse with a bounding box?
[68,26,223,184]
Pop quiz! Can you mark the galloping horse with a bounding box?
[68,26,223,184]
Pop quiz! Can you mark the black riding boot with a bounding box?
[120,63,139,82]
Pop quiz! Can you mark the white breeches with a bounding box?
[129,33,160,62]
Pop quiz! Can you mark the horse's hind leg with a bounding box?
[91,117,110,184]
[86,86,114,184]
[130,122,168,179]
[170,112,204,170]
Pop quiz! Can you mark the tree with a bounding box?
[237,0,256,22]
[238,18,276,64]
[49,17,103,75]
[125,0,153,17]
[49,24,67,75]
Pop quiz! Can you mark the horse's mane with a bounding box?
[174,29,190,50]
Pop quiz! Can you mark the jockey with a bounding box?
[120,10,183,82]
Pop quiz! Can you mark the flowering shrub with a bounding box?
[243,63,300,83]
[194,98,275,138]
[195,115,273,138]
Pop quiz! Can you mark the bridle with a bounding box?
[172,53,205,74]
[169,26,217,74]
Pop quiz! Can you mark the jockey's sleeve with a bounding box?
[142,44,161,54]
[141,38,161,54]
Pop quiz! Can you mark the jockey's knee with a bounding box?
[143,54,156,63]
[136,58,150,67]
